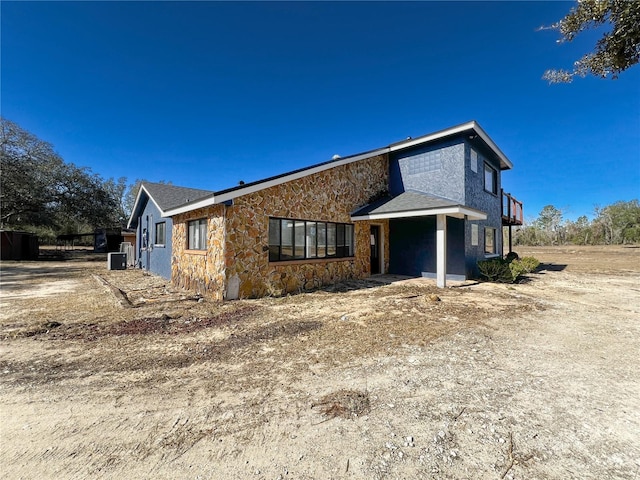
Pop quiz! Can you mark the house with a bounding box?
[153,120,522,300]
[127,182,213,279]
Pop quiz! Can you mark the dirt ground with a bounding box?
[1,245,639,479]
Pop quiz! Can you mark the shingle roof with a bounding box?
[142,182,213,211]
[127,182,214,228]
[351,191,458,217]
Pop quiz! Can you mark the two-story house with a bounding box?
[148,120,522,300]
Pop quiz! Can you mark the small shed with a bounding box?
[1,230,39,260]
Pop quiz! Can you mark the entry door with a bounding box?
[144,215,151,271]
[370,225,380,274]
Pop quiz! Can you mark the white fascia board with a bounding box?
[164,147,389,216]
[389,121,513,171]
[388,121,477,153]
[473,123,513,170]
[351,206,487,221]
[164,195,216,217]
[214,147,389,203]
[127,184,168,228]
[127,185,146,228]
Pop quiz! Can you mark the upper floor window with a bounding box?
[155,222,166,246]
[269,217,354,262]
[187,218,207,250]
[484,163,498,195]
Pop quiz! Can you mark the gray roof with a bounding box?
[351,191,459,217]
[142,182,214,211]
[127,182,214,228]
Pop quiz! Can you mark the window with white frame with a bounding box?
[187,219,207,250]
[155,222,166,246]
[485,227,496,255]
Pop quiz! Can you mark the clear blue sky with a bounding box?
[2,1,639,221]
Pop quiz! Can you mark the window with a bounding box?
[268,218,281,261]
[268,217,354,262]
[155,222,166,246]
[470,148,478,173]
[484,163,498,194]
[187,218,207,250]
[306,222,317,258]
[327,223,336,257]
[317,222,327,258]
[485,227,496,255]
[471,224,478,246]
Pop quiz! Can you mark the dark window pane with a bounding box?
[345,224,354,256]
[317,222,326,258]
[269,218,280,261]
[484,164,497,194]
[336,224,344,257]
[281,219,294,260]
[306,221,317,258]
[155,222,166,245]
[327,223,336,257]
[294,220,305,259]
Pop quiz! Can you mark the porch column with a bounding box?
[436,214,447,288]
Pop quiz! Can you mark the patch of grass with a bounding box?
[312,389,371,420]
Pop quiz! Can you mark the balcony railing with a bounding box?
[502,190,523,226]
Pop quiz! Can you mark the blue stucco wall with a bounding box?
[388,217,465,277]
[463,140,503,277]
[135,198,173,280]
[390,139,465,201]
[387,136,505,280]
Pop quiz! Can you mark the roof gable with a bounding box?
[127,182,214,228]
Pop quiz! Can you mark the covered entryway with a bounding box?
[352,191,486,287]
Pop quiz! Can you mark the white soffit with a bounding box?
[351,206,487,221]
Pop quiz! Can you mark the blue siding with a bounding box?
[388,135,505,280]
[135,197,173,280]
[463,140,504,277]
[389,217,465,277]
[390,139,465,201]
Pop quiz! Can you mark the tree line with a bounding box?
[0,118,144,243]
[514,202,640,246]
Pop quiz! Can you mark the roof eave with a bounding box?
[351,205,487,221]
[126,184,167,228]
[164,147,390,216]
[389,120,513,170]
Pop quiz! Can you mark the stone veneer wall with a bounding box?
[171,204,226,300]
[171,155,389,299]
[225,154,390,298]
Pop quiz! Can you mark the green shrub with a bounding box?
[518,256,541,273]
[478,255,541,283]
[478,258,514,283]
[509,260,526,280]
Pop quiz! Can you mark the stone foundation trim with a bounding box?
[269,257,355,267]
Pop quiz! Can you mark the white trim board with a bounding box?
[351,206,487,221]
[164,120,510,217]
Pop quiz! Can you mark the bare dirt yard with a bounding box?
[1,245,639,479]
